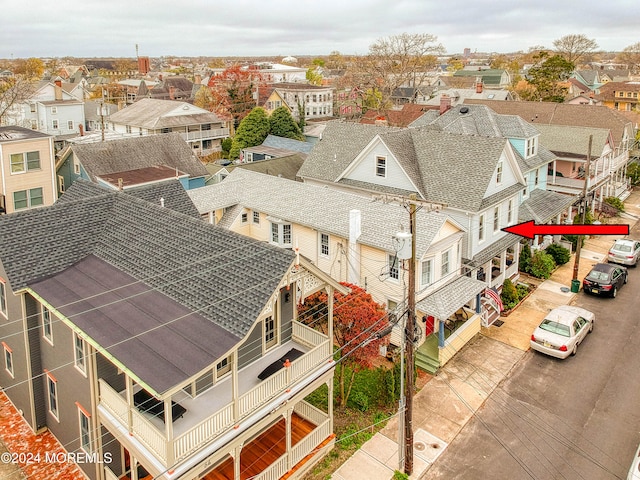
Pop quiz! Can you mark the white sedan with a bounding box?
[530,305,595,359]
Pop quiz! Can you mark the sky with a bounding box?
[1,0,638,59]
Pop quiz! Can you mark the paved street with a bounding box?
[421,206,640,479]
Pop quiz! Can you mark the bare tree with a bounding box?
[553,34,599,65]
[349,32,445,112]
[0,76,37,126]
[617,42,640,73]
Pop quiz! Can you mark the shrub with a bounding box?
[500,278,519,310]
[516,283,530,300]
[545,243,571,265]
[564,210,594,250]
[393,471,409,480]
[528,250,556,279]
[349,391,370,412]
[519,242,532,274]
[603,196,625,213]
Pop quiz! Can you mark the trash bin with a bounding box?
[570,279,580,293]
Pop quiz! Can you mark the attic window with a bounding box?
[376,156,386,177]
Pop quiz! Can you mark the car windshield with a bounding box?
[613,243,632,253]
[587,270,610,281]
[538,319,571,337]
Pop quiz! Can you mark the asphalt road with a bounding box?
[422,234,640,479]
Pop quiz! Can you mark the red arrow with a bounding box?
[502,221,629,239]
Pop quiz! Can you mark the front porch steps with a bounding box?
[415,336,440,375]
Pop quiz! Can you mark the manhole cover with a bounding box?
[414,441,426,451]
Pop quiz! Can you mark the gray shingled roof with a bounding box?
[416,275,487,319]
[262,135,313,153]
[0,190,296,393]
[108,98,224,129]
[532,124,612,157]
[519,189,577,224]
[187,169,458,257]
[68,133,209,181]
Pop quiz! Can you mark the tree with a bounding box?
[298,282,388,407]
[306,67,323,86]
[193,85,216,111]
[0,76,37,125]
[348,33,444,113]
[269,106,304,141]
[13,58,45,80]
[207,65,266,128]
[519,51,575,102]
[618,42,640,73]
[553,34,598,65]
[229,107,270,159]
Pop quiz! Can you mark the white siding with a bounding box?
[344,141,416,192]
[484,150,519,198]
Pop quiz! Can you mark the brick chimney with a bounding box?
[78,124,84,136]
[194,74,202,84]
[475,77,483,94]
[374,116,388,126]
[169,85,176,100]
[439,94,451,115]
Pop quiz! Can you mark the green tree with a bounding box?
[528,250,556,279]
[229,107,270,159]
[553,34,599,65]
[269,106,304,141]
[627,162,640,186]
[501,278,519,310]
[306,67,323,86]
[520,51,575,102]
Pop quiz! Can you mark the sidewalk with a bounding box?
[333,188,640,480]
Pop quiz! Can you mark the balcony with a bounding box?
[98,321,331,470]
[180,127,230,142]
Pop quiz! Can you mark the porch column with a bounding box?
[131,456,139,480]
[327,285,334,348]
[475,293,481,314]
[327,379,334,431]
[234,445,242,480]
[164,399,174,468]
[438,320,445,348]
[125,376,134,434]
[232,352,239,421]
[286,409,293,470]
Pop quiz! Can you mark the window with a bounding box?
[522,185,528,198]
[42,307,53,343]
[388,254,399,280]
[270,222,292,247]
[526,137,537,157]
[320,233,329,257]
[51,106,57,114]
[52,119,58,129]
[534,169,539,187]
[0,278,6,318]
[376,156,386,177]
[265,316,276,349]
[74,332,86,374]
[10,151,40,173]
[216,356,231,377]
[493,206,500,232]
[496,161,503,183]
[78,405,91,452]
[3,343,13,377]
[126,125,132,134]
[421,259,432,287]
[241,212,248,223]
[507,200,513,224]
[253,211,260,224]
[47,372,58,419]
[441,250,450,277]
[67,120,73,130]
[479,214,485,242]
[13,188,43,210]
[30,104,36,113]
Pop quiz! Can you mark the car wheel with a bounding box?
[571,344,578,356]
[624,274,628,284]
[612,287,617,298]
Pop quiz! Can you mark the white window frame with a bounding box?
[0,278,6,319]
[216,356,231,379]
[51,106,57,114]
[264,316,277,350]
[534,169,539,187]
[441,250,450,277]
[3,342,13,378]
[252,211,260,224]
[507,199,513,224]
[52,119,59,129]
[74,332,87,375]
[67,120,74,130]
[479,214,485,243]
[270,222,292,248]
[376,156,387,178]
[241,212,248,223]
[496,161,503,184]
[42,306,53,344]
[421,259,432,287]
[9,151,40,174]
[320,233,329,257]
[47,372,59,420]
[493,206,500,232]
[77,404,91,453]
[388,254,399,281]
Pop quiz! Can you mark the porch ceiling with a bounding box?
[416,276,486,319]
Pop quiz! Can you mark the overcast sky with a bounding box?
[2,0,638,59]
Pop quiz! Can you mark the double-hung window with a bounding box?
[495,161,503,183]
[0,278,6,318]
[42,307,53,343]
[265,316,276,349]
[78,404,91,452]
[320,233,329,257]
[376,156,386,177]
[507,200,513,224]
[388,254,399,280]
[270,222,292,247]
[421,259,432,287]
[493,206,500,232]
[3,342,13,377]
[13,188,43,210]
[74,332,86,375]
[441,250,450,277]
[10,151,40,173]
[47,372,58,420]
[479,214,485,242]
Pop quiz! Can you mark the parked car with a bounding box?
[582,263,628,297]
[530,305,595,359]
[608,239,640,266]
[628,443,640,480]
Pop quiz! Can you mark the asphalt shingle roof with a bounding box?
[262,135,313,153]
[533,124,612,157]
[519,189,577,224]
[108,98,224,129]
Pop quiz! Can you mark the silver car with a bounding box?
[530,305,595,359]
[608,239,640,266]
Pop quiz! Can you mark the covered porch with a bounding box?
[519,189,578,251]
[415,276,487,374]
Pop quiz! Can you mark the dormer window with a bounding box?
[496,161,503,184]
[376,156,386,177]
[526,137,537,157]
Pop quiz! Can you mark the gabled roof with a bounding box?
[108,98,224,129]
[463,99,634,150]
[187,169,459,257]
[233,153,305,181]
[453,69,507,85]
[533,124,612,157]
[66,133,209,181]
[0,187,296,395]
[359,104,437,127]
[519,189,577,224]
[262,134,313,153]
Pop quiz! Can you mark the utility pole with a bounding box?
[572,135,592,281]
[404,194,417,475]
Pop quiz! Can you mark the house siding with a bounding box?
[24,294,46,430]
[238,321,263,370]
[344,143,416,192]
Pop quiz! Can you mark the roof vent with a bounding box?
[459,106,469,114]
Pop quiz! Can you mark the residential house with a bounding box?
[274,83,335,121]
[0,126,56,214]
[147,76,195,101]
[391,87,431,106]
[0,183,346,480]
[452,69,511,88]
[594,81,640,112]
[256,86,289,116]
[423,81,514,108]
[297,120,526,328]
[83,100,118,133]
[56,133,210,196]
[335,87,363,119]
[464,99,636,200]
[241,135,313,162]
[107,98,230,156]
[187,168,488,371]
[359,104,437,128]
[571,70,602,91]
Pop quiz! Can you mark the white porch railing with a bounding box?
[180,128,229,141]
[440,314,481,366]
[104,466,119,480]
[290,419,332,467]
[290,342,330,381]
[292,321,328,348]
[294,400,328,426]
[254,455,288,480]
[173,402,235,461]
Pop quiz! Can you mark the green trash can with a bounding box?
[570,279,580,293]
